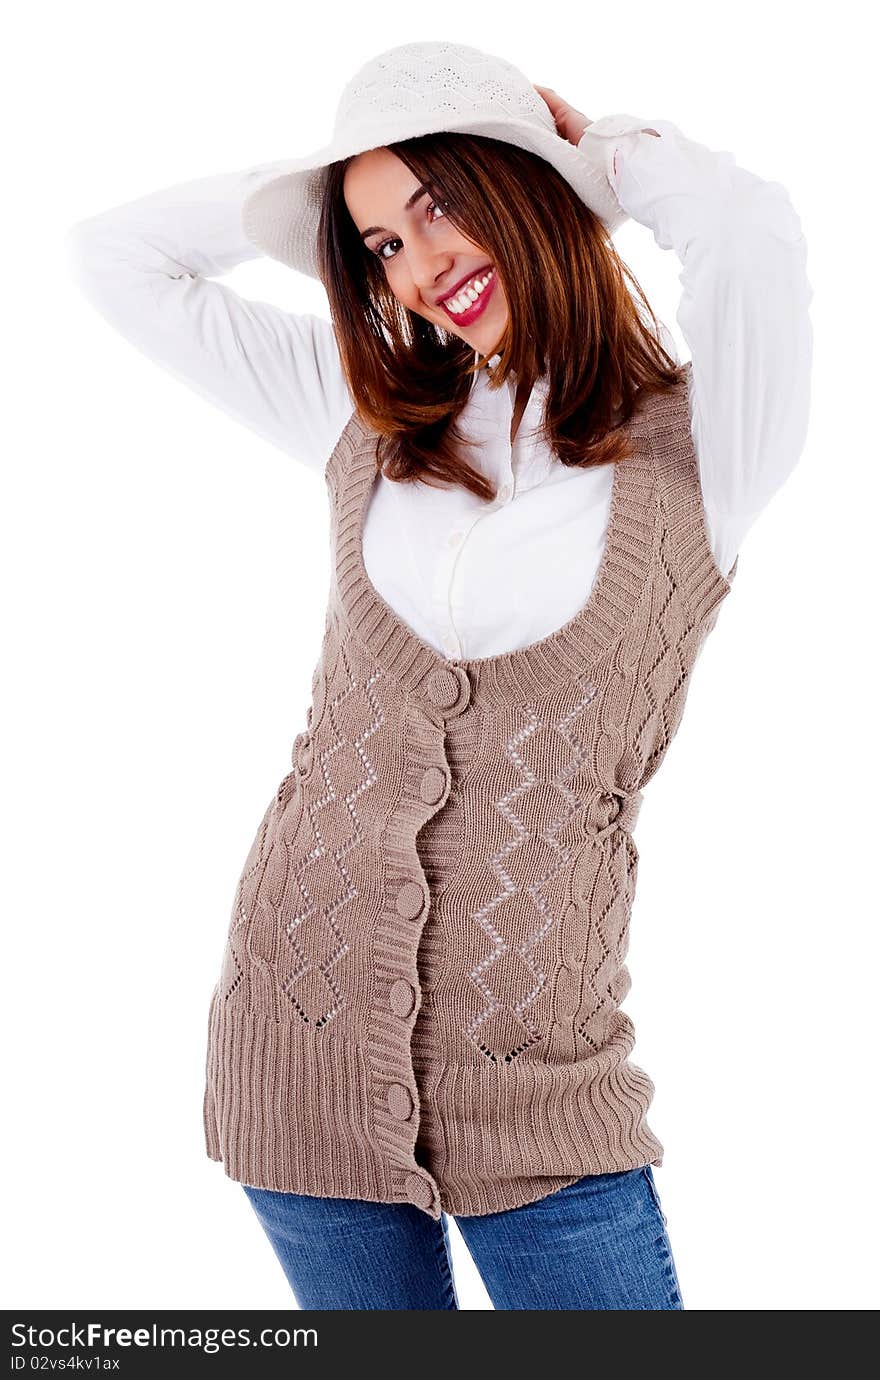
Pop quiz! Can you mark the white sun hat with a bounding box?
[241,38,628,280]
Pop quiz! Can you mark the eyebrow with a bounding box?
[359,184,432,242]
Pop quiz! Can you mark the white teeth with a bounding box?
[445,268,494,315]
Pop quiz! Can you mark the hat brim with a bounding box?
[242,112,629,279]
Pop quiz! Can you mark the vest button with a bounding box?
[426,667,462,710]
[404,1172,434,1211]
[419,765,448,805]
[389,979,416,1018]
[395,880,426,921]
[387,1082,414,1121]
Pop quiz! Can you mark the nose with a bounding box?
[409,246,455,302]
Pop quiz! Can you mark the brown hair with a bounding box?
[318,132,681,502]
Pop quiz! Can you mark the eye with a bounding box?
[373,198,448,263]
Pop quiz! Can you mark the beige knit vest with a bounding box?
[203,360,738,1220]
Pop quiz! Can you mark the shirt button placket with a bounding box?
[441,632,460,658]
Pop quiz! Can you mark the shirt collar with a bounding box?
[468,352,554,493]
[475,349,504,374]
[473,349,548,394]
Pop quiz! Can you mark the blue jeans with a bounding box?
[241,1164,684,1310]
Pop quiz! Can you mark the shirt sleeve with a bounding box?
[63,161,356,474]
[578,115,814,580]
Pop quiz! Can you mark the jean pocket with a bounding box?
[640,1165,668,1227]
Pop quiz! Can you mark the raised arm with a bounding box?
[578,114,814,580]
[64,161,356,473]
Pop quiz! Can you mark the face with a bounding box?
[344,147,508,353]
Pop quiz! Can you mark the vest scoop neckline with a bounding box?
[330,381,682,708]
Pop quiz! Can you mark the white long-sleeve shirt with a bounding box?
[65,114,813,660]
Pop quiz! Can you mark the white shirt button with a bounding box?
[447,529,464,549]
[441,633,459,658]
[497,483,513,503]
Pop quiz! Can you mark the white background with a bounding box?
[4,0,877,1312]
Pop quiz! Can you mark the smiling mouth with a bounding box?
[438,266,496,315]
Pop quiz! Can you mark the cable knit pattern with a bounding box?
[203,360,738,1219]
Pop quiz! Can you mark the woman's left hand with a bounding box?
[532,85,593,147]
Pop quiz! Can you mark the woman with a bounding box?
[65,40,812,1310]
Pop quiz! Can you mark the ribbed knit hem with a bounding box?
[412,1014,664,1217]
[204,987,663,1219]
[203,989,390,1206]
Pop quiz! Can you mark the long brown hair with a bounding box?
[318,131,680,502]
